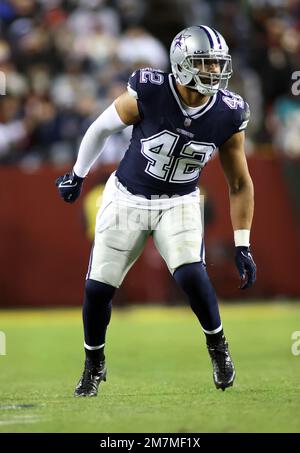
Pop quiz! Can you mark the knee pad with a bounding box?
[85,279,116,304]
[174,261,209,292]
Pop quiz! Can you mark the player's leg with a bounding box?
[74,279,114,398]
[75,202,150,397]
[83,204,149,362]
[173,261,222,334]
[153,202,235,390]
[173,262,235,390]
[83,280,114,364]
[153,202,222,331]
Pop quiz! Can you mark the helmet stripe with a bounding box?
[198,25,215,49]
[211,28,222,49]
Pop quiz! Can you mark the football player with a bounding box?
[56,25,256,396]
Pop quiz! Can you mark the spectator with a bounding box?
[0,0,299,165]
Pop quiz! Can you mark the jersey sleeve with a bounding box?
[127,70,140,99]
[232,100,250,133]
[127,68,165,101]
[127,68,165,120]
[218,91,250,145]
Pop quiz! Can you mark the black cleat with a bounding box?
[207,336,235,391]
[74,360,107,397]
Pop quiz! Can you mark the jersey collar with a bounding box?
[168,74,217,119]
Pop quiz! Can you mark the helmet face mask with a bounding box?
[170,26,233,96]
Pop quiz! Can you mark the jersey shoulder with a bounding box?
[127,68,168,102]
[218,89,250,132]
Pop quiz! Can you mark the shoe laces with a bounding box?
[79,368,95,392]
[80,362,104,391]
[208,341,229,375]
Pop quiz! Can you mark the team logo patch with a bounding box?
[184,117,192,127]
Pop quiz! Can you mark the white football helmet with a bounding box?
[170,25,232,96]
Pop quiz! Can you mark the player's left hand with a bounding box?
[55,170,84,203]
[235,246,256,290]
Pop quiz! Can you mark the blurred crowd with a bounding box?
[0,0,300,167]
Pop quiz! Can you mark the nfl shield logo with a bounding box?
[184,117,192,127]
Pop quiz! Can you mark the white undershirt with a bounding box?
[180,98,210,116]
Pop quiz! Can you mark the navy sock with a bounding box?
[173,262,222,333]
[83,279,116,364]
[84,347,105,364]
[205,329,224,346]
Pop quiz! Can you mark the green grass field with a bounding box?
[0,303,300,433]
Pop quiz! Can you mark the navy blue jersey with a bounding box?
[116,68,250,198]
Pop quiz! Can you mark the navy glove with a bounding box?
[55,170,84,203]
[235,246,256,290]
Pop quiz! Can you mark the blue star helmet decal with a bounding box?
[172,32,191,53]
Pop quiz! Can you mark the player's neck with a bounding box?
[176,83,209,107]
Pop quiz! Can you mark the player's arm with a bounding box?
[73,91,140,178]
[219,131,253,232]
[55,92,140,203]
[114,91,140,125]
[219,131,256,289]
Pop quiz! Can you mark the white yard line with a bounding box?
[0,414,42,426]
[0,405,35,410]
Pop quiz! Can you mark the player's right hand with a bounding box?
[55,170,84,203]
